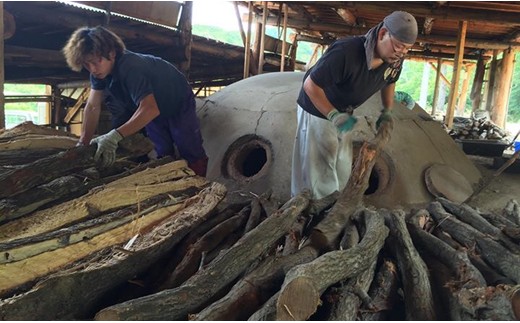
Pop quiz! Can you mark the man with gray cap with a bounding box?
[291,11,417,199]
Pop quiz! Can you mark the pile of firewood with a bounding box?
[449,117,508,141]
[1,122,519,321]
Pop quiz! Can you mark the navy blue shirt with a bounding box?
[90,50,190,118]
[297,36,402,118]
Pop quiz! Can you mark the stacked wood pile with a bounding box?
[1,122,519,320]
[448,117,508,141]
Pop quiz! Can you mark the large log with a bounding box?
[275,209,389,320]
[94,191,311,321]
[0,182,226,320]
[310,122,391,250]
[384,209,436,320]
[193,246,319,320]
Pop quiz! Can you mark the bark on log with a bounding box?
[408,223,486,288]
[454,284,520,320]
[94,191,311,321]
[359,259,401,320]
[244,197,262,233]
[384,209,436,320]
[160,209,250,290]
[0,186,200,265]
[248,291,279,321]
[328,259,377,320]
[428,201,520,283]
[0,176,206,242]
[193,246,319,320]
[275,209,388,320]
[0,148,63,165]
[310,122,391,250]
[0,182,226,320]
[503,199,520,225]
[438,197,520,254]
[0,133,153,199]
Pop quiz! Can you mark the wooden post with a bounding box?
[491,48,515,128]
[485,50,499,113]
[280,3,288,72]
[178,1,193,78]
[470,55,486,112]
[446,21,467,129]
[233,2,246,46]
[243,2,253,79]
[288,33,298,71]
[431,58,442,116]
[0,1,5,130]
[52,86,62,127]
[258,2,268,74]
[456,64,474,116]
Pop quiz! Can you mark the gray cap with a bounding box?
[383,11,418,44]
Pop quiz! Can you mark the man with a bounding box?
[62,26,208,176]
[291,11,417,199]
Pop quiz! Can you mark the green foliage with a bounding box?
[4,84,46,112]
[508,52,520,122]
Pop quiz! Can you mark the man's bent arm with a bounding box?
[117,93,160,138]
[80,89,104,145]
[381,83,396,111]
[303,76,337,117]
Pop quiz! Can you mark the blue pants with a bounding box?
[144,89,208,176]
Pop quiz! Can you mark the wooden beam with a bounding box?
[428,62,451,86]
[423,17,435,35]
[485,50,499,113]
[456,64,475,116]
[233,2,247,46]
[178,1,193,78]
[446,21,468,129]
[470,55,486,112]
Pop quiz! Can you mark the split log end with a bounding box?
[276,276,320,320]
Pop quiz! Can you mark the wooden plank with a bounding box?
[63,88,89,124]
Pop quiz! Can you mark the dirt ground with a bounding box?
[466,154,520,213]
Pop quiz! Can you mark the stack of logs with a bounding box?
[0,122,519,320]
[449,117,508,141]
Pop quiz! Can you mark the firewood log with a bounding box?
[193,246,319,320]
[384,209,436,320]
[0,133,153,199]
[310,122,391,250]
[0,182,227,320]
[159,208,250,290]
[359,259,401,320]
[248,291,279,321]
[438,197,520,254]
[244,197,262,233]
[503,199,520,226]
[94,191,311,321]
[275,208,388,320]
[454,284,520,320]
[327,259,377,320]
[428,201,520,283]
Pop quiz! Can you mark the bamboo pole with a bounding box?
[446,21,467,129]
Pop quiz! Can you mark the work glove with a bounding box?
[90,129,123,167]
[327,108,357,134]
[376,108,393,130]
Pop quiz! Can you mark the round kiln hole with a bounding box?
[352,142,394,195]
[221,134,273,183]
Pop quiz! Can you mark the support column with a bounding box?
[470,55,486,112]
[178,1,193,78]
[485,50,499,113]
[431,58,442,116]
[280,3,288,72]
[446,20,467,128]
[258,1,268,74]
[243,2,253,79]
[491,48,515,128]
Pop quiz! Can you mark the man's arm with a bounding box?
[381,83,396,111]
[79,89,104,145]
[303,76,336,118]
[116,93,160,138]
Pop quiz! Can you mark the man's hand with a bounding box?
[90,129,123,167]
[327,108,357,133]
[376,108,393,129]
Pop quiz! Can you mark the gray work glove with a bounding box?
[90,129,123,167]
[327,108,357,133]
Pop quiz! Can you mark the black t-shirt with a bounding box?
[90,50,190,118]
[297,36,402,119]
